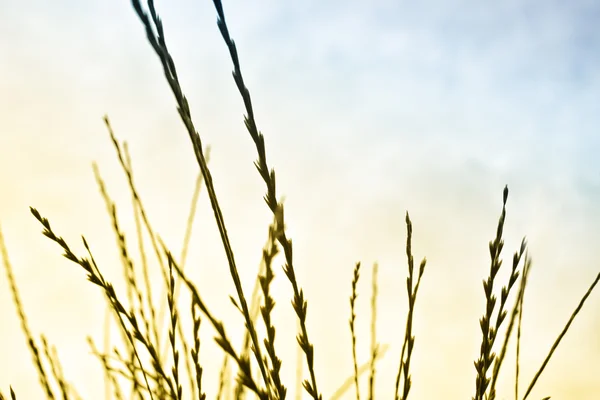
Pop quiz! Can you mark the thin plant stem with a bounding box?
[394,212,426,400]
[515,253,533,400]
[487,240,528,400]
[206,1,322,396]
[522,271,600,400]
[30,208,157,400]
[368,262,379,400]
[330,344,390,400]
[0,225,55,400]
[130,2,272,394]
[349,262,361,400]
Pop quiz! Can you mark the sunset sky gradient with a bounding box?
[1,0,599,399]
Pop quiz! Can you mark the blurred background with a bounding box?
[1,0,599,398]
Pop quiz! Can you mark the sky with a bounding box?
[1,0,599,398]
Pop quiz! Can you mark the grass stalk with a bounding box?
[329,344,390,400]
[1,2,598,400]
[88,338,126,400]
[30,207,160,400]
[514,254,533,400]
[190,296,206,400]
[164,249,267,399]
[394,212,426,400]
[130,1,272,394]
[216,355,229,400]
[522,270,600,400]
[258,212,287,400]
[349,262,361,400]
[206,1,322,396]
[368,262,379,400]
[473,186,517,400]
[166,257,183,400]
[105,118,165,356]
[0,225,55,399]
[487,241,528,400]
[40,335,70,400]
[0,387,17,400]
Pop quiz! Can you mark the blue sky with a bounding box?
[1,0,599,399]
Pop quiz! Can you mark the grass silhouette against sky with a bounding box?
[1,0,600,399]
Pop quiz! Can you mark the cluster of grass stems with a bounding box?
[2,1,599,399]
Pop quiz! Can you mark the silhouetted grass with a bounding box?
[1,1,599,399]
